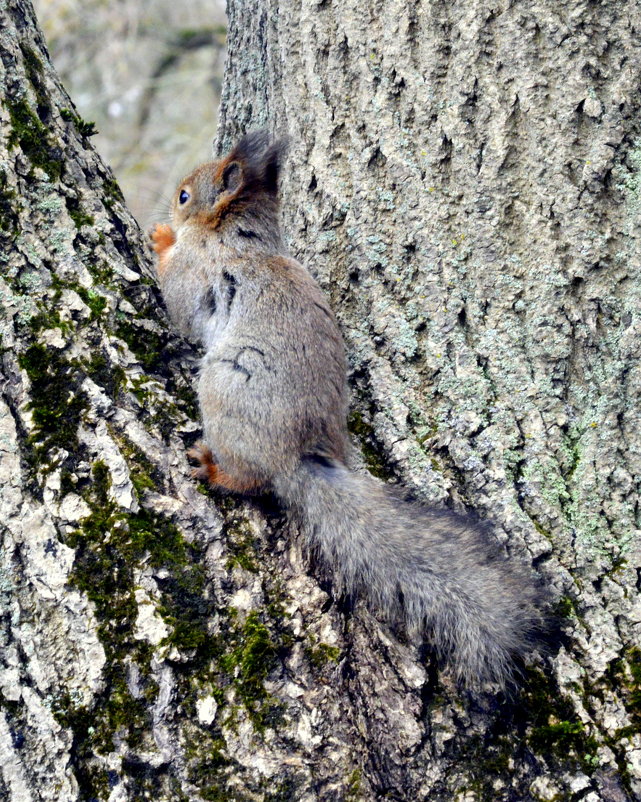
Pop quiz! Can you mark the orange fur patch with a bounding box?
[151,223,176,276]
[194,154,247,230]
[187,442,262,493]
[194,194,248,231]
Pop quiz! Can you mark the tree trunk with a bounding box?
[1,0,640,800]
[215,0,641,800]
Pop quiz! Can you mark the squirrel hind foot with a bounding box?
[187,442,263,494]
[187,442,218,484]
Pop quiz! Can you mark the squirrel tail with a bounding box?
[273,457,542,688]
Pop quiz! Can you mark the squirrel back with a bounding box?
[151,131,544,688]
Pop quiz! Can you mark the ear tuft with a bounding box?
[231,130,271,161]
[228,129,289,195]
[261,137,289,194]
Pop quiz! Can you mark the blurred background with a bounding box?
[34,0,227,226]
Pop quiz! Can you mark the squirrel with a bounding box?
[150,130,542,689]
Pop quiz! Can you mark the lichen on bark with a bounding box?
[214,0,641,799]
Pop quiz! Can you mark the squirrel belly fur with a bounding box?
[151,130,542,689]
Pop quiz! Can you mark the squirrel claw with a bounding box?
[187,442,217,484]
[190,465,210,481]
[186,442,261,494]
[187,441,214,465]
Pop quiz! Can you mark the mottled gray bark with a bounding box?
[1,0,641,800]
[214,0,641,800]
[1,1,229,799]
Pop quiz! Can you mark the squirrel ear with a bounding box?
[227,130,289,195]
[222,161,243,192]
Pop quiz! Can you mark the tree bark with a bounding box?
[1,0,641,800]
[215,1,641,800]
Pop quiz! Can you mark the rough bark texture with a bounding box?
[1,0,641,800]
[216,0,641,800]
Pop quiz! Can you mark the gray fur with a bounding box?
[155,132,542,688]
[274,460,541,687]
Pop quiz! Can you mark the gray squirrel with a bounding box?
[151,131,542,689]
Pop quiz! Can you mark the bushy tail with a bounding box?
[274,458,542,688]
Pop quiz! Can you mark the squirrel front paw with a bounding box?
[150,223,176,274]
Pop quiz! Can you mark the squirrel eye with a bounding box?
[179,189,190,205]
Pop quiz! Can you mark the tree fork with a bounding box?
[0,0,640,800]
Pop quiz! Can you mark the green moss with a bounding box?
[67,462,136,642]
[115,318,166,374]
[609,556,628,575]
[5,96,62,180]
[148,400,187,441]
[59,467,78,496]
[522,669,599,772]
[86,259,117,287]
[102,177,125,206]
[225,517,259,573]
[348,411,393,480]
[83,351,126,398]
[114,435,157,495]
[165,594,289,763]
[18,342,87,466]
[607,647,641,726]
[172,377,199,420]
[345,769,362,801]
[80,287,107,319]
[184,734,234,800]
[407,403,438,449]
[553,596,577,619]
[532,520,552,540]
[19,42,52,123]
[48,274,107,324]
[7,44,61,181]
[457,731,514,799]
[263,777,301,801]
[60,107,98,138]
[129,375,153,406]
[0,169,18,233]
[529,720,588,753]
[62,458,220,793]
[306,641,341,668]
[219,611,281,731]
[58,446,289,795]
[65,195,96,230]
[628,648,641,704]
[113,318,196,434]
[67,461,173,660]
[200,789,234,802]
[20,42,44,80]
[200,785,250,802]
[158,560,211,654]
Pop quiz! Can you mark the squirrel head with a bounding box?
[171,130,288,232]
